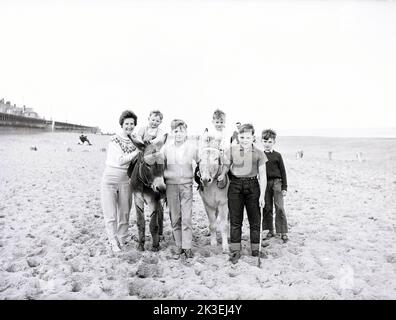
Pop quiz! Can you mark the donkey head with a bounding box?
[198,147,221,187]
[129,133,168,193]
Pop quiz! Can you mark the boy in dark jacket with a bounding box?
[261,129,289,243]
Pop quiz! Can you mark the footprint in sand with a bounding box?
[199,249,211,258]
[122,251,140,264]
[71,282,82,293]
[136,263,162,278]
[385,255,396,264]
[26,257,41,268]
[0,279,11,294]
[287,246,303,255]
[5,261,26,273]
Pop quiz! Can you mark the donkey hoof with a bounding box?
[151,245,160,252]
[137,243,145,251]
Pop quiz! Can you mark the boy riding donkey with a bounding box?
[137,110,166,241]
[195,109,230,253]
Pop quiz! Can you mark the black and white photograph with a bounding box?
[0,0,395,302]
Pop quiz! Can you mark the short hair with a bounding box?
[170,119,187,130]
[238,123,255,135]
[262,129,277,140]
[119,110,137,127]
[212,109,226,120]
[149,109,163,120]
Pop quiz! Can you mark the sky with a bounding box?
[1,0,396,136]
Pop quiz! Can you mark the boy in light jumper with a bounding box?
[162,119,198,260]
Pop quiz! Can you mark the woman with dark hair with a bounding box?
[101,110,140,252]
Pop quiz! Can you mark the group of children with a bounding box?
[101,108,288,264]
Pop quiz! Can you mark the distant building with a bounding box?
[0,99,40,118]
[22,106,40,118]
[0,100,12,114]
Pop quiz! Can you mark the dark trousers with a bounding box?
[228,177,261,252]
[262,178,288,234]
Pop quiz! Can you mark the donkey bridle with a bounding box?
[197,147,227,190]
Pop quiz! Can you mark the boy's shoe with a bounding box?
[118,238,128,250]
[281,234,289,243]
[109,239,121,253]
[137,242,145,251]
[264,231,275,240]
[173,248,184,260]
[229,251,241,264]
[252,250,267,258]
[184,249,194,259]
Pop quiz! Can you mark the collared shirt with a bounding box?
[224,144,268,177]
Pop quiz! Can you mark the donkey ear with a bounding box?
[128,134,146,150]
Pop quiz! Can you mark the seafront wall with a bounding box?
[0,112,100,134]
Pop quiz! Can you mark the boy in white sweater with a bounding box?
[162,119,198,259]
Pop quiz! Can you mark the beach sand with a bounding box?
[0,132,395,299]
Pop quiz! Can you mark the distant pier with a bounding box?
[0,98,100,134]
[0,112,100,134]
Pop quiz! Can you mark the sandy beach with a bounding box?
[0,132,395,300]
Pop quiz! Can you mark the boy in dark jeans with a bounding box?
[261,129,289,243]
[218,124,268,264]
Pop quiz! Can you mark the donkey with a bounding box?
[195,146,230,253]
[127,134,167,252]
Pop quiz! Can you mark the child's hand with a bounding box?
[217,173,225,182]
[282,190,287,197]
[259,194,265,208]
